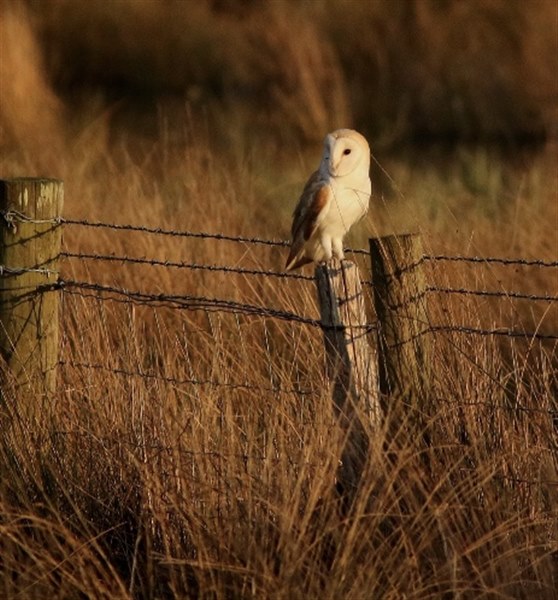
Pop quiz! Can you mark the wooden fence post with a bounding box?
[316,259,380,503]
[0,178,63,398]
[369,234,430,416]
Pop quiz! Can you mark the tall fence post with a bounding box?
[369,234,430,420]
[316,259,380,504]
[0,178,63,398]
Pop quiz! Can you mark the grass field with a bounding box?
[1,1,557,598]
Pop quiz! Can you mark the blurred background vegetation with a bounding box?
[0,0,556,252]
[3,0,557,152]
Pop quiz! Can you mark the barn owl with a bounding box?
[285,129,371,271]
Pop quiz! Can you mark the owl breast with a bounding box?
[321,178,370,237]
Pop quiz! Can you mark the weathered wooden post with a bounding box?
[0,178,63,398]
[316,259,380,503]
[369,234,430,418]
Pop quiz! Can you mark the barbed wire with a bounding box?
[60,360,318,396]
[3,210,554,266]
[48,429,341,466]
[424,254,558,268]
[59,279,374,333]
[57,219,557,265]
[381,323,558,345]
[430,325,558,341]
[427,286,558,303]
[59,217,370,256]
[59,278,324,326]
[61,216,291,248]
[60,251,314,281]
[2,211,556,340]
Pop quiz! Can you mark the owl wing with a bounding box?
[285,171,331,271]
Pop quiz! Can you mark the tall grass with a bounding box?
[1,2,557,597]
[1,246,556,597]
[1,127,556,596]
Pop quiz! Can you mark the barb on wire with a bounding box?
[427,286,558,303]
[60,360,317,396]
[424,254,558,268]
[60,251,314,281]
[430,324,558,341]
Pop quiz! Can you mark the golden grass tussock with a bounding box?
[1,2,557,598]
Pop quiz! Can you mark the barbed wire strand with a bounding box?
[0,272,554,340]
[60,360,318,396]
[1,209,63,228]
[62,216,291,248]
[427,286,558,303]
[61,362,557,419]
[60,251,314,281]
[424,254,558,268]
[5,261,556,311]
[59,217,371,255]
[59,279,323,326]
[430,325,558,341]
[48,427,294,463]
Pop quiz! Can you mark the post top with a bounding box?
[0,178,64,218]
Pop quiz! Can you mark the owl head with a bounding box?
[320,129,370,178]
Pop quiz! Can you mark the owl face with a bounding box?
[320,129,370,179]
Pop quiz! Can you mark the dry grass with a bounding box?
[1,2,557,598]
[1,257,557,597]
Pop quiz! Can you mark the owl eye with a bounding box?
[343,148,352,155]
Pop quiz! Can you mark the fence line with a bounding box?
[3,208,557,267]
[2,202,557,397]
